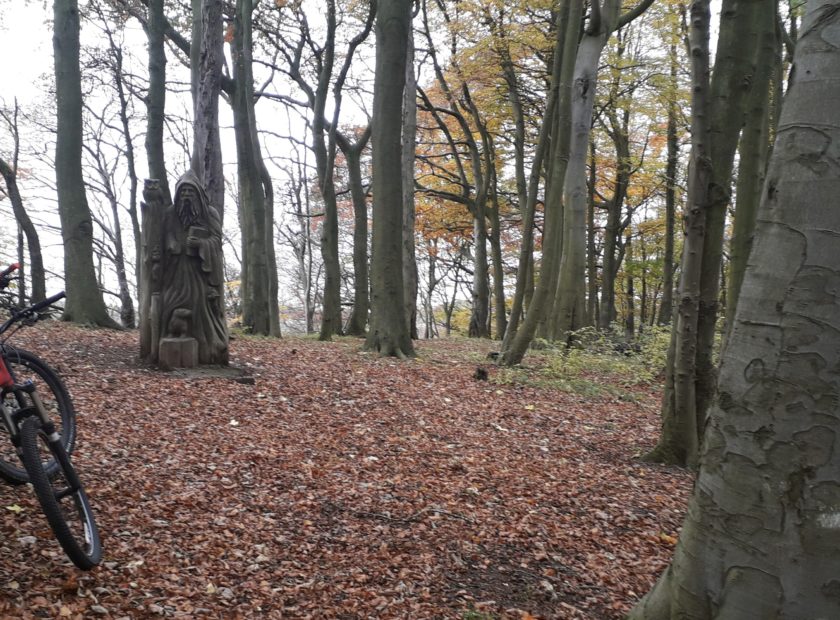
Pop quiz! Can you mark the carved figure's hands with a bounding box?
[186,236,199,250]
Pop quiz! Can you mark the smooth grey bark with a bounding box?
[311,0,343,341]
[339,127,372,337]
[503,0,655,362]
[724,6,777,340]
[693,0,770,428]
[631,3,840,614]
[658,44,679,326]
[649,0,769,468]
[551,0,624,343]
[501,0,581,365]
[190,0,225,221]
[646,0,714,469]
[145,0,172,206]
[365,0,414,358]
[232,0,280,336]
[423,239,439,339]
[53,0,119,328]
[402,26,418,340]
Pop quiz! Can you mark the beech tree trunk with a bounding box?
[341,129,372,337]
[190,0,225,221]
[551,0,622,343]
[53,0,119,328]
[364,0,414,358]
[631,3,840,614]
[145,0,171,206]
[648,0,769,467]
[501,0,581,365]
[658,43,679,326]
[402,26,418,340]
[724,6,777,340]
[232,0,279,336]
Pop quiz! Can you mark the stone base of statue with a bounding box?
[158,337,199,370]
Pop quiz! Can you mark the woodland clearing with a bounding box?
[0,323,689,619]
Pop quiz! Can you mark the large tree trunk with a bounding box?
[649,0,768,467]
[342,129,371,337]
[232,0,279,336]
[191,0,225,221]
[313,133,343,340]
[693,0,769,427]
[501,0,581,365]
[657,43,679,326]
[364,0,414,358]
[53,0,119,328]
[550,0,622,343]
[313,1,343,341]
[631,3,840,613]
[724,6,776,340]
[145,0,171,206]
[402,26,418,340]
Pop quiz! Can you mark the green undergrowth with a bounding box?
[494,325,670,400]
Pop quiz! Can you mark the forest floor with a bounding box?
[0,323,690,619]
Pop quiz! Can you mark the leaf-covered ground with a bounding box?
[0,323,690,619]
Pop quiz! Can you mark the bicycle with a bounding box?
[0,263,102,569]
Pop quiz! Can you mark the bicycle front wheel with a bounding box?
[0,347,77,485]
[20,416,101,570]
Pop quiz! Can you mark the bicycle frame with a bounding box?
[0,354,55,442]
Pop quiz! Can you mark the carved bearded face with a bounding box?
[175,183,201,227]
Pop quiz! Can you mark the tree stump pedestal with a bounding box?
[158,337,199,369]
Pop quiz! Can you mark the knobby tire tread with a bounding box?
[20,416,101,570]
[0,348,77,484]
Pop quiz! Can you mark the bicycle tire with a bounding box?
[20,416,101,570]
[0,347,76,485]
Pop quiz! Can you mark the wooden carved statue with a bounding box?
[139,172,228,368]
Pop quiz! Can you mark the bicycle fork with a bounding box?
[3,381,81,491]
